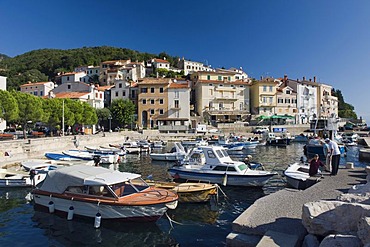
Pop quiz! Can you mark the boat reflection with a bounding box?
[167,203,219,225]
[31,210,178,246]
[0,188,31,213]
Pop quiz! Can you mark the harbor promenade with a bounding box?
[226,167,368,247]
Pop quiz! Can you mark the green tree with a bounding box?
[0,90,19,123]
[110,99,135,128]
[11,91,44,138]
[156,68,168,77]
[332,89,357,119]
[81,102,98,125]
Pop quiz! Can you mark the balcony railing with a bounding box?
[158,125,189,131]
[206,109,249,115]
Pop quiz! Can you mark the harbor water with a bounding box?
[0,143,368,247]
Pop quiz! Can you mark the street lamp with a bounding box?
[108,115,112,133]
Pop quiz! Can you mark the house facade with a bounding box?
[157,81,191,133]
[20,81,55,97]
[250,77,279,116]
[51,82,104,108]
[177,58,215,75]
[191,71,250,124]
[317,83,338,119]
[137,78,172,129]
[275,83,297,124]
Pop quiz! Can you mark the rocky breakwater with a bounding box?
[302,166,370,247]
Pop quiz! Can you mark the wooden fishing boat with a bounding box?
[145,181,218,203]
[32,165,178,222]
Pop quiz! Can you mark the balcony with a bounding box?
[158,125,189,131]
[170,105,181,110]
[206,109,249,115]
[215,86,236,92]
[214,95,238,101]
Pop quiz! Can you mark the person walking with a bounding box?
[324,138,341,175]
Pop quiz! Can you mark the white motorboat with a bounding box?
[32,165,178,221]
[85,145,126,156]
[0,160,61,188]
[168,145,277,186]
[150,142,187,161]
[283,162,321,190]
[62,150,119,164]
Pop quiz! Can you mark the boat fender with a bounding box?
[48,201,55,214]
[222,174,228,186]
[94,212,102,228]
[67,206,74,220]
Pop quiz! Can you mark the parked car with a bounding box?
[252,126,270,134]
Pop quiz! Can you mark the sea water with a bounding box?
[0,143,367,247]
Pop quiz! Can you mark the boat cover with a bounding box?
[39,165,140,193]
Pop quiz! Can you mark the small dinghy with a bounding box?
[283,162,321,190]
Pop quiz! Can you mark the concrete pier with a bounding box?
[226,167,368,247]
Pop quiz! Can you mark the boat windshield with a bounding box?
[238,163,248,171]
[110,178,149,197]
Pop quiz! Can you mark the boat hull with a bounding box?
[150,153,185,161]
[168,168,275,187]
[33,194,169,221]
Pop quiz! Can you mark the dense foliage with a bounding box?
[1,90,98,137]
[332,89,357,119]
[0,47,179,90]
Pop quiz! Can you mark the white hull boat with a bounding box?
[32,165,178,222]
[168,145,277,186]
[283,162,321,190]
[150,142,187,162]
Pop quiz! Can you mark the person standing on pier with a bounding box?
[324,138,341,175]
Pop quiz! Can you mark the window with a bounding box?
[150,99,155,104]
[40,91,43,96]
[269,86,273,92]
[150,109,155,115]
[150,87,155,93]
[115,92,118,97]
[119,83,122,88]
[278,98,283,103]
[141,88,148,93]
[263,86,267,92]
[207,75,211,80]
[286,90,291,94]
[33,91,38,96]
[174,100,179,108]
[67,76,70,81]
[207,150,216,158]
[159,87,164,93]
[142,99,147,104]
[285,98,291,103]
[174,91,179,98]
[218,76,222,80]
[159,109,164,115]
[269,97,273,103]
[122,91,126,97]
[159,99,164,104]
[68,85,71,90]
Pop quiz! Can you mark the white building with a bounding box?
[20,81,55,97]
[110,79,131,102]
[50,82,104,109]
[60,71,88,84]
[177,58,215,75]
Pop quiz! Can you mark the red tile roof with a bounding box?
[169,83,189,89]
[153,58,169,63]
[54,92,89,99]
[20,82,53,87]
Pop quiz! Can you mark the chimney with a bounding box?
[309,79,312,82]
[303,76,306,81]
[283,74,288,81]
[314,76,316,82]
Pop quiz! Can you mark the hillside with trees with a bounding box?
[0,46,179,90]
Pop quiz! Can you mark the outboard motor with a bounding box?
[93,155,101,166]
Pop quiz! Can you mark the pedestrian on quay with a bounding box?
[324,138,341,175]
[321,140,332,173]
[309,154,325,176]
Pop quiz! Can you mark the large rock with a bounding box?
[302,234,319,247]
[319,234,362,247]
[348,183,370,194]
[338,192,370,205]
[357,216,370,246]
[302,200,370,236]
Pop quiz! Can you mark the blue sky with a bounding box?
[1,0,369,122]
